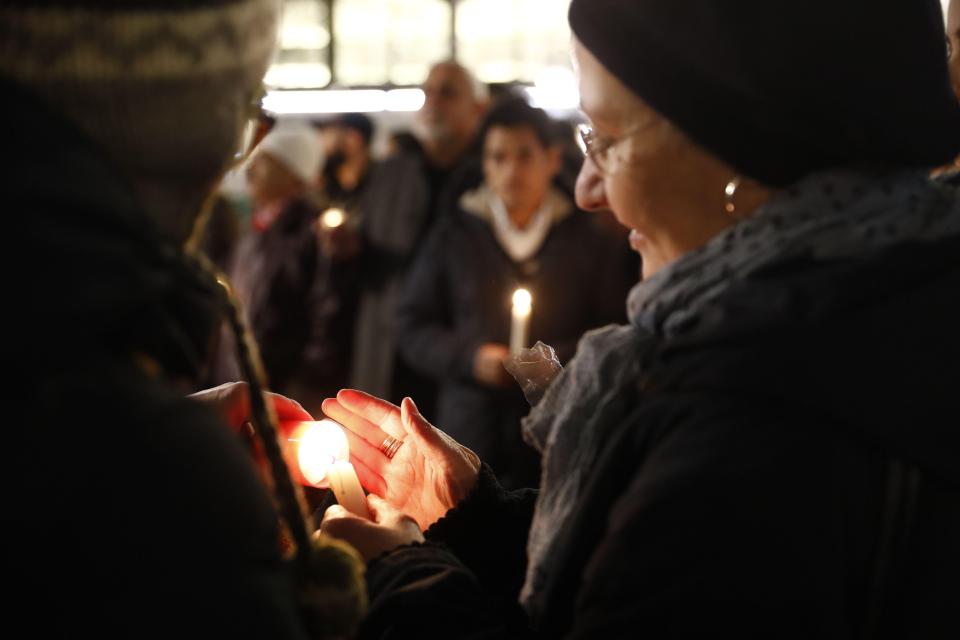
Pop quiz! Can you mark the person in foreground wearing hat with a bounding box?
[3,1,365,637]
[318,1,960,637]
[216,124,347,416]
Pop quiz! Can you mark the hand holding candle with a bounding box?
[282,419,371,519]
[510,287,532,354]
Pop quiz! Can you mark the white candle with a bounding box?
[325,460,371,518]
[286,418,371,518]
[321,207,345,229]
[510,288,532,354]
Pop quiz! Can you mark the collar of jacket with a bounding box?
[458,183,574,228]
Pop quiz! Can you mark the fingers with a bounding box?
[366,494,395,523]
[400,397,442,449]
[189,381,250,429]
[322,397,393,448]
[350,455,387,496]
[320,504,367,539]
[367,495,417,529]
[336,390,406,439]
[268,392,313,422]
[323,504,350,521]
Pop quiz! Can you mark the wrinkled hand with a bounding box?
[473,342,513,388]
[189,381,313,432]
[320,494,424,563]
[321,390,480,530]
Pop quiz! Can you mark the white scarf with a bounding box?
[489,192,556,263]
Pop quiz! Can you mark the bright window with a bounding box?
[265,0,332,89]
[334,0,452,86]
[455,0,572,84]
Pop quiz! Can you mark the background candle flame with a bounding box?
[512,287,532,315]
[321,207,345,229]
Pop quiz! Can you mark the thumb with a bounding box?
[322,504,351,522]
[366,494,398,524]
[400,396,441,449]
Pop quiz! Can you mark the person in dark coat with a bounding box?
[316,1,960,638]
[2,1,364,637]
[341,62,488,416]
[396,98,633,488]
[217,125,346,415]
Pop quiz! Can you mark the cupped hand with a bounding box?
[320,494,424,563]
[321,390,480,530]
[473,342,513,388]
[189,381,313,432]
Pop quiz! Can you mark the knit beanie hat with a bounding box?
[257,124,325,185]
[0,0,281,239]
[569,0,960,186]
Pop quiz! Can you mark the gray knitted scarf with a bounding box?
[518,168,960,617]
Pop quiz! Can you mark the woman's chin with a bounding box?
[628,229,646,253]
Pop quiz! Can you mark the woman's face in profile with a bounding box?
[572,40,738,279]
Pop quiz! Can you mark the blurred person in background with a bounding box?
[396,97,633,489]
[220,108,277,224]
[3,0,365,637]
[317,0,960,637]
[342,61,489,416]
[314,112,375,210]
[216,125,349,415]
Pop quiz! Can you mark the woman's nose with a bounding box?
[575,157,609,212]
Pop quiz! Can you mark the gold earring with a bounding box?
[724,176,742,216]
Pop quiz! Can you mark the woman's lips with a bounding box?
[628,229,645,252]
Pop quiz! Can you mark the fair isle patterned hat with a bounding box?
[0,0,281,235]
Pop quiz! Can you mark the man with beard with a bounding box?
[338,61,489,415]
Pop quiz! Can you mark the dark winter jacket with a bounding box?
[358,172,960,639]
[222,198,347,412]
[5,80,310,639]
[348,144,482,409]
[396,186,634,488]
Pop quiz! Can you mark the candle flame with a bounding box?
[284,419,350,487]
[321,208,345,229]
[512,288,532,315]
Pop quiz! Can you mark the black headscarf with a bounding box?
[569,0,960,186]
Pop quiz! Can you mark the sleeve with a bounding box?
[360,464,539,640]
[355,396,856,639]
[395,222,484,383]
[549,396,860,638]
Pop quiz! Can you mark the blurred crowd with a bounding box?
[8,0,960,637]
[201,61,640,489]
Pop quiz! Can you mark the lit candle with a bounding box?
[281,419,370,518]
[510,288,532,354]
[320,207,345,229]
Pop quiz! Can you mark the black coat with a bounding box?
[396,192,635,488]
[360,179,960,639]
[5,81,310,638]
[222,198,349,412]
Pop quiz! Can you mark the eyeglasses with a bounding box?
[577,123,638,174]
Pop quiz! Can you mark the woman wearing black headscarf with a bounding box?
[319,1,960,637]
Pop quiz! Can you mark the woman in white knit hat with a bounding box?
[3,1,364,638]
[215,124,351,420]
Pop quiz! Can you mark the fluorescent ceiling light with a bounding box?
[262,89,427,115]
